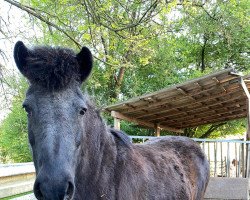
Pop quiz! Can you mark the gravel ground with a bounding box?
[11,194,36,200]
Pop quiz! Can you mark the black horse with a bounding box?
[14,41,209,200]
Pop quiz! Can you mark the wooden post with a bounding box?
[114,117,120,130]
[246,98,250,177]
[239,78,250,177]
[154,123,160,137]
[247,99,250,140]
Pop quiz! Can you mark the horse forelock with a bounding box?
[25,46,80,91]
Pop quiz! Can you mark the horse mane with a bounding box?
[25,46,80,90]
[84,97,132,149]
[109,128,132,148]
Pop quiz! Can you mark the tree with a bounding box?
[0,79,32,163]
[4,0,249,100]
[0,0,249,163]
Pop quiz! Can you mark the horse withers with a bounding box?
[13,41,209,200]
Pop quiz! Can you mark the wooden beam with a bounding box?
[212,77,220,83]
[176,87,196,100]
[111,111,183,133]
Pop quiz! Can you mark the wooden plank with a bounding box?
[103,70,250,131]
[212,77,220,83]
[166,113,246,129]
[166,114,246,129]
[105,69,237,111]
[153,108,243,127]
[147,98,247,123]
[122,81,242,115]
[126,81,235,113]
[212,76,227,93]
[173,108,246,125]
[111,111,183,133]
[176,87,196,100]
[160,111,246,128]
[167,112,246,128]
[136,90,245,121]
[106,74,245,114]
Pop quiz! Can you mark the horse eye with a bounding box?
[79,107,87,115]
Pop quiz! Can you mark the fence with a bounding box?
[1,137,250,199]
[130,136,250,178]
[0,162,35,199]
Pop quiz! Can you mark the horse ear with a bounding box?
[76,46,93,83]
[14,41,29,75]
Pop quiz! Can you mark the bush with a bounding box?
[0,80,32,163]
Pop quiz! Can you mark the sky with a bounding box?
[0,0,38,121]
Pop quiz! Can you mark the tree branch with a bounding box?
[4,0,119,68]
[114,0,159,32]
[4,0,81,48]
[200,123,226,138]
[81,0,159,33]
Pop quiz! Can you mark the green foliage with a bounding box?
[18,0,249,102]
[177,0,250,72]
[1,1,249,163]
[184,119,247,139]
[0,79,31,163]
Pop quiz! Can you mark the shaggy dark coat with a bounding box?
[74,103,210,200]
[14,41,210,200]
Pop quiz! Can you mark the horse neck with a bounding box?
[76,105,117,182]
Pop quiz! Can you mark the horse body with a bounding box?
[74,111,209,200]
[13,41,209,200]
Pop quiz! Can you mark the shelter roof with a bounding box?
[105,68,250,133]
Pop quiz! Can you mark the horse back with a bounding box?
[131,136,209,200]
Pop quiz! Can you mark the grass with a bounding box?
[0,191,32,200]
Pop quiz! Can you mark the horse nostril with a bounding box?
[34,176,74,200]
[34,182,43,200]
[66,181,75,199]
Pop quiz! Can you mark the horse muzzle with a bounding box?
[34,172,75,200]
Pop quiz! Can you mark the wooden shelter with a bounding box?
[105,68,250,137]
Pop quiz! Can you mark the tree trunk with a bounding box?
[200,34,208,72]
